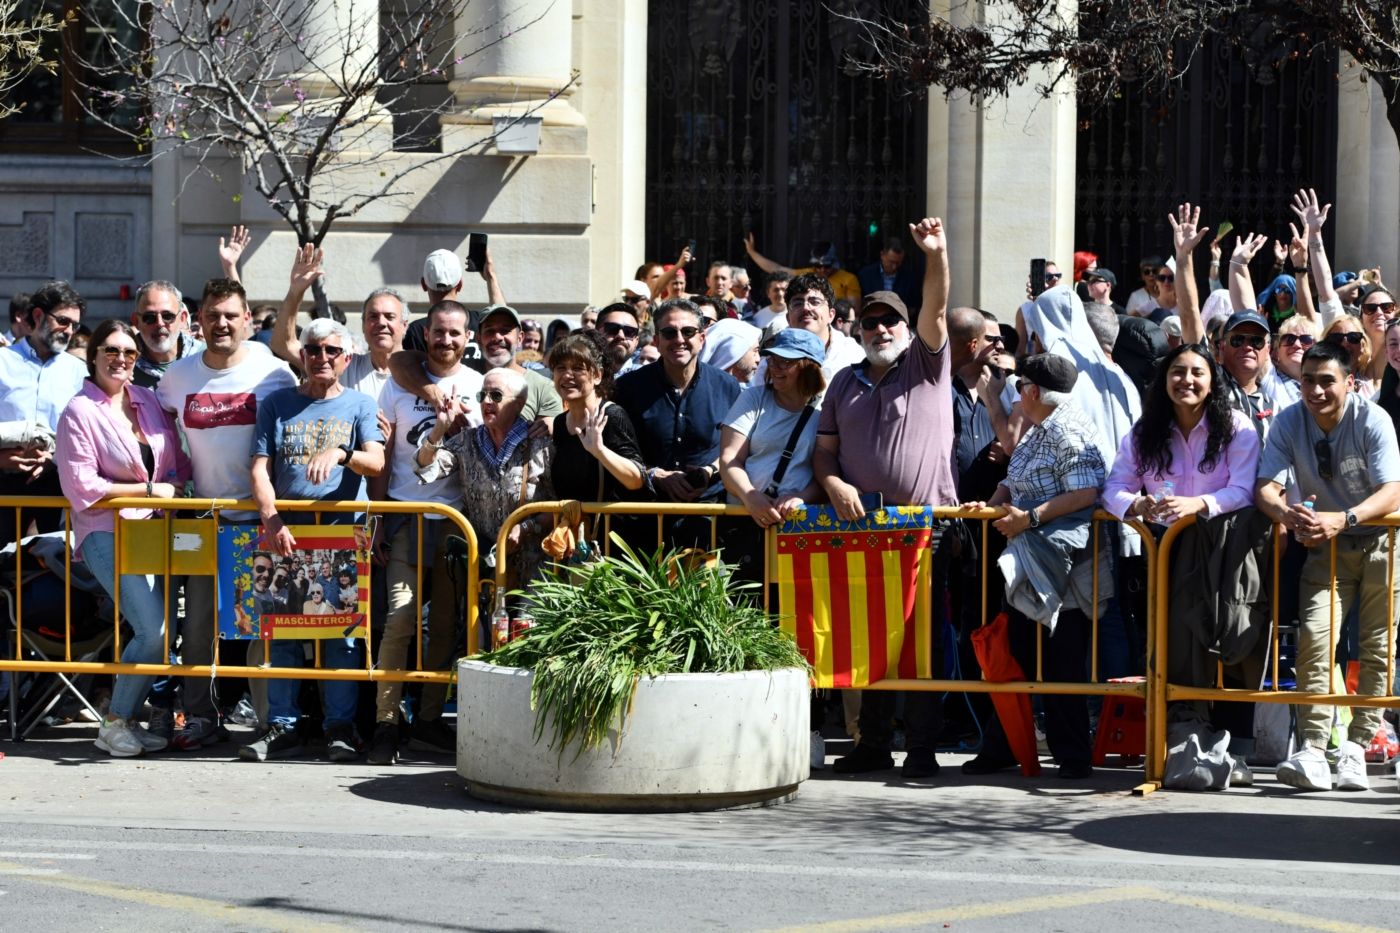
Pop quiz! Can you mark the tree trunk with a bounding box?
[310,276,330,319]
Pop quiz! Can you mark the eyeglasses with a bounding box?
[1363,301,1396,315]
[139,311,179,326]
[1155,274,1176,284]
[659,325,701,341]
[1314,438,1334,481]
[601,322,640,339]
[793,294,828,308]
[303,344,345,359]
[42,307,79,329]
[521,320,541,332]
[1045,272,1063,284]
[1326,332,1364,346]
[1227,334,1266,350]
[1279,334,1316,347]
[253,564,272,577]
[99,345,140,363]
[477,389,510,403]
[860,311,904,331]
[625,295,649,305]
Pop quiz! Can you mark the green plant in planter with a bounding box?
[482,534,807,756]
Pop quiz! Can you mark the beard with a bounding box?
[864,330,911,368]
[42,329,70,355]
[146,332,175,354]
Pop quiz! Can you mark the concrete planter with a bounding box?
[456,659,810,811]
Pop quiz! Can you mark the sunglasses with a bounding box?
[1363,301,1396,315]
[860,311,904,331]
[99,345,140,362]
[1227,334,1266,350]
[477,389,510,403]
[303,343,345,359]
[254,565,273,577]
[985,334,1005,346]
[42,307,79,329]
[1326,332,1364,346]
[1279,333,1316,347]
[1155,274,1175,284]
[1045,272,1063,284]
[601,322,640,338]
[659,325,701,340]
[1314,438,1333,481]
[139,311,179,326]
[699,316,717,328]
[1139,266,1155,275]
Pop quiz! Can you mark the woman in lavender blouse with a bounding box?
[1103,343,1259,525]
[55,319,190,758]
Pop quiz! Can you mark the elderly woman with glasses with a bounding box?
[415,366,554,595]
[1264,314,1320,408]
[55,319,191,758]
[1322,316,1376,396]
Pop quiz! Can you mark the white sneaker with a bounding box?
[127,719,168,752]
[1276,745,1332,791]
[94,718,144,758]
[1336,740,1370,791]
[1229,758,1254,787]
[809,730,826,770]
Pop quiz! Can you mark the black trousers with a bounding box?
[978,607,1093,767]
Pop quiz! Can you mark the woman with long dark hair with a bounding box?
[1103,342,1263,788]
[1103,343,1257,525]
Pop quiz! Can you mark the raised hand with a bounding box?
[1287,223,1308,268]
[218,225,251,271]
[1290,187,1331,235]
[576,405,609,456]
[1231,232,1270,264]
[1168,202,1210,254]
[1273,239,1288,264]
[909,216,946,255]
[289,242,323,292]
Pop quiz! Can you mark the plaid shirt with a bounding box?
[1004,401,1106,509]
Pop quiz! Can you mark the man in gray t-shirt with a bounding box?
[1255,342,1400,792]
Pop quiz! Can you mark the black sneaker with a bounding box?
[961,753,1019,775]
[366,722,400,766]
[407,717,456,754]
[1057,761,1093,779]
[237,723,301,762]
[325,722,360,763]
[901,747,941,779]
[832,744,894,774]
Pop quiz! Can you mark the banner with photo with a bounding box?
[217,524,371,640]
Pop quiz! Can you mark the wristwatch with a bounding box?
[338,443,355,465]
[1027,506,1042,528]
[1344,509,1359,529]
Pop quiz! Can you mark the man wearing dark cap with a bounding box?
[814,217,956,780]
[859,236,922,318]
[1080,268,1120,313]
[963,352,1109,779]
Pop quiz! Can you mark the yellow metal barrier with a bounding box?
[496,501,1159,789]
[1150,514,1400,789]
[0,496,480,686]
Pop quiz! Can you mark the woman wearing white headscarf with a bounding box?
[699,318,762,386]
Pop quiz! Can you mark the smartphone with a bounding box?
[685,238,696,258]
[1029,258,1048,299]
[466,233,488,274]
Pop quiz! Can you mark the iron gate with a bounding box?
[1076,35,1339,295]
[645,0,929,286]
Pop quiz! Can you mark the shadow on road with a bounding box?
[1073,810,1400,865]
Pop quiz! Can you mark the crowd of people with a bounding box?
[0,188,1396,793]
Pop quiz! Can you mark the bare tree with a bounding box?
[78,0,572,308]
[0,0,66,118]
[846,1,1400,147]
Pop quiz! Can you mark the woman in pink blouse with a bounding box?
[1103,343,1259,525]
[55,320,190,758]
[1102,341,1262,787]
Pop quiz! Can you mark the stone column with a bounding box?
[925,0,1077,318]
[1334,56,1400,281]
[442,0,584,133]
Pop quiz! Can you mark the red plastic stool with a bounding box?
[1092,676,1147,766]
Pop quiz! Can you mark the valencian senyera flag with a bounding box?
[776,505,939,688]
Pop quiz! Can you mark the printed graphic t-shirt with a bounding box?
[157,350,297,502]
[378,364,484,506]
[252,387,382,502]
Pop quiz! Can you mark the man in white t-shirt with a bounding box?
[747,270,791,330]
[752,273,869,386]
[156,278,297,752]
[367,300,484,765]
[271,244,408,401]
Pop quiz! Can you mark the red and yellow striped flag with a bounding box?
[775,505,937,688]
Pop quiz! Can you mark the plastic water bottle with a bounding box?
[1301,495,1316,511]
[1154,481,1175,504]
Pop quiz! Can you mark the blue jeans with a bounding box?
[79,531,168,720]
[266,638,361,728]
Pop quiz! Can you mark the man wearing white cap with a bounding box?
[698,318,762,387]
[620,279,652,323]
[403,246,503,358]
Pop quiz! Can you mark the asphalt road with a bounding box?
[1,727,1397,932]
